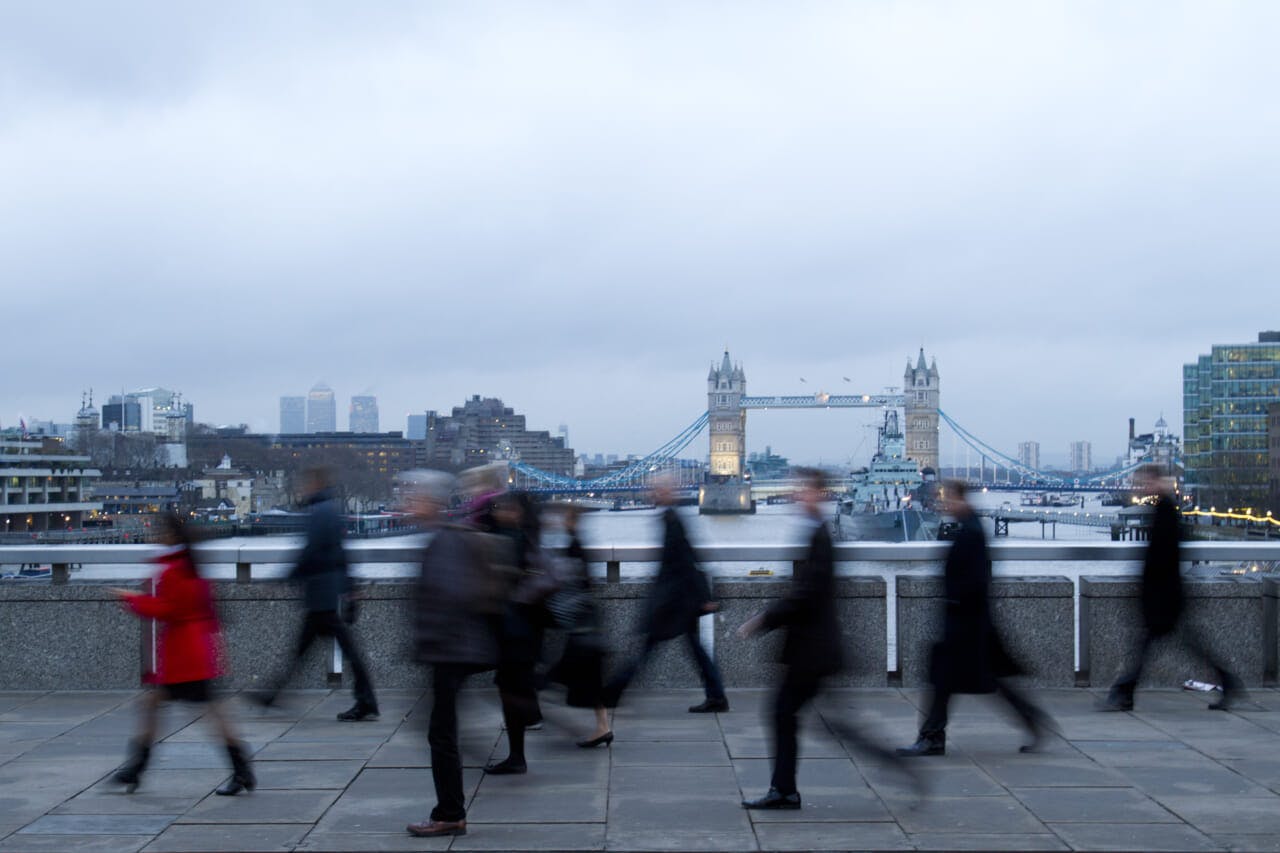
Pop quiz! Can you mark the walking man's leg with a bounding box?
[330,616,379,717]
[996,680,1051,752]
[1103,632,1152,711]
[685,622,728,712]
[743,669,817,808]
[1179,621,1247,709]
[602,636,657,708]
[898,686,949,756]
[408,664,469,837]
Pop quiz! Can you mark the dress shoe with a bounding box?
[577,731,614,749]
[1096,694,1133,712]
[689,698,730,713]
[483,758,528,775]
[337,704,380,722]
[742,788,801,810]
[246,691,275,709]
[215,742,255,796]
[896,736,945,757]
[407,819,467,838]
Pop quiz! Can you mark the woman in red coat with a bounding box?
[110,513,254,795]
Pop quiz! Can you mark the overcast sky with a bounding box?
[4,2,1278,468]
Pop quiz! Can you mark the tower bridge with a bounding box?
[507,349,1151,503]
[699,349,938,513]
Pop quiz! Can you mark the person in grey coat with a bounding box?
[403,470,503,840]
[254,467,378,721]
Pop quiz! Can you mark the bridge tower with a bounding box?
[699,350,754,514]
[903,349,940,474]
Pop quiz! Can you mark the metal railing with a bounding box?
[2,540,1278,583]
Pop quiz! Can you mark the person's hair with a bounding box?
[794,466,829,491]
[399,469,455,502]
[942,478,968,499]
[158,512,202,574]
[303,465,334,491]
[1134,463,1164,483]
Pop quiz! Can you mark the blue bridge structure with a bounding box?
[504,351,1167,505]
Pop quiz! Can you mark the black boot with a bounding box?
[113,739,150,792]
[216,742,256,796]
[896,733,945,757]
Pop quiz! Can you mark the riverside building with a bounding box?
[0,440,102,535]
[1184,331,1280,508]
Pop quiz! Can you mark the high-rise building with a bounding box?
[349,395,379,433]
[1017,441,1041,471]
[1184,331,1280,507]
[102,396,142,432]
[1268,403,1280,513]
[407,413,427,440]
[420,396,574,474]
[280,396,306,434]
[306,383,337,434]
[1069,441,1092,474]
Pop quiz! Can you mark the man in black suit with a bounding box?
[603,478,727,713]
[897,479,1048,757]
[1099,465,1244,711]
[738,468,911,809]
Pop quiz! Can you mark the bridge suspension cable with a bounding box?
[509,411,710,491]
[938,409,1156,486]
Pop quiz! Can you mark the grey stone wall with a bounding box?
[1080,576,1265,688]
[713,577,887,687]
[895,575,1075,688]
[0,582,143,690]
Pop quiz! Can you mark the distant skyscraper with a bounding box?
[350,395,379,433]
[1017,441,1041,471]
[407,413,427,440]
[280,396,306,434]
[306,383,337,434]
[1069,440,1092,473]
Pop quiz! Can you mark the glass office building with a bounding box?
[1183,331,1280,508]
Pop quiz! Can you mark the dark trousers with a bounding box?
[1111,622,1241,699]
[606,622,725,704]
[921,680,1042,740]
[771,669,822,795]
[270,611,377,708]
[428,664,471,822]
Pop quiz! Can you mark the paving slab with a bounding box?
[751,821,911,851]
[1157,796,1280,835]
[886,794,1047,835]
[0,835,155,853]
[732,759,891,823]
[1046,821,1221,852]
[176,790,339,825]
[1118,763,1271,797]
[250,759,365,790]
[1212,835,1280,852]
[1012,786,1179,823]
[314,767,481,835]
[975,753,1129,788]
[17,814,177,835]
[610,740,730,766]
[140,823,309,852]
[296,831,451,851]
[451,822,607,850]
[908,832,1070,850]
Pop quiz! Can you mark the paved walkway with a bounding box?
[3,687,1280,851]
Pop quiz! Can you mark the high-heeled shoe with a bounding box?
[576,731,614,749]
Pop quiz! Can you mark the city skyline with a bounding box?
[5,5,1278,464]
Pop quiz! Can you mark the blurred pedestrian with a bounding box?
[485,492,558,775]
[897,480,1051,757]
[253,467,378,721]
[738,469,909,808]
[545,504,613,748]
[603,478,727,713]
[110,513,254,796]
[1098,464,1245,711]
[403,471,503,839]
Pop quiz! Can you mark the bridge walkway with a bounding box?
[3,687,1280,851]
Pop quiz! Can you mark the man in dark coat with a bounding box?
[897,480,1049,757]
[404,471,502,840]
[738,468,849,808]
[603,478,727,713]
[1099,465,1244,711]
[255,467,378,721]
